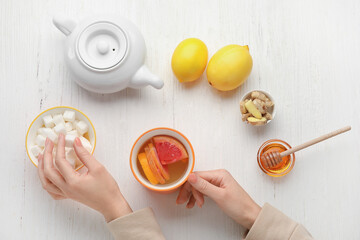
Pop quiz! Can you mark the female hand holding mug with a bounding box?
[176,169,261,229]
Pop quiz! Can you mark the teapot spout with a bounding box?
[129,65,164,89]
[53,16,76,36]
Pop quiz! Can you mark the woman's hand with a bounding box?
[176,169,261,229]
[37,134,132,222]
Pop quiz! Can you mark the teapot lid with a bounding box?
[77,22,128,70]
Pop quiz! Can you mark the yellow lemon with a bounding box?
[207,45,253,91]
[171,38,208,82]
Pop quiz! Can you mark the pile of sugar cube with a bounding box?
[30,110,92,169]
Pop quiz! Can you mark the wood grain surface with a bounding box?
[1,0,359,239]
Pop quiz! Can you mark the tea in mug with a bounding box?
[137,136,189,185]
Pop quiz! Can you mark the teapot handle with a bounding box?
[53,16,76,36]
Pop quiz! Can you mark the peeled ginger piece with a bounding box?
[245,100,262,119]
[247,117,267,126]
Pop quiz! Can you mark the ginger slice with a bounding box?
[247,117,267,126]
[240,101,247,114]
[242,113,252,122]
[251,91,267,101]
[265,112,273,120]
[253,99,267,114]
[245,100,262,119]
[264,99,274,107]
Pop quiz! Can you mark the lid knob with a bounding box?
[96,40,110,55]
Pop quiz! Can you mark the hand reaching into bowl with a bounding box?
[37,134,132,222]
[176,169,261,230]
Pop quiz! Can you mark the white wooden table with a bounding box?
[1,0,360,239]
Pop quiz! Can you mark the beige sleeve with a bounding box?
[107,208,166,240]
[244,203,313,240]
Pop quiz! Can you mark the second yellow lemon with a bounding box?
[207,45,253,91]
[171,38,208,82]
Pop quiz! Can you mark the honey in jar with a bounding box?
[257,139,295,177]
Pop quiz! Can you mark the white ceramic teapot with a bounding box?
[53,15,164,94]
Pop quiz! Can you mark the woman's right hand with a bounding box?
[37,134,132,222]
[176,169,261,230]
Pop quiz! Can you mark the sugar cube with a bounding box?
[72,120,79,129]
[42,128,58,144]
[37,128,46,137]
[42,115,54,128]
[65,148,76,168]
[54,123,66,135]
[65,134,76,148]
[79,136,92,153]
[63,110,76,122]
[67,130,79,137]
[53,114,65,126]
[31,145,43,157]
[76,121,89,135]
[35,135,46,147]
[65,122,73,132]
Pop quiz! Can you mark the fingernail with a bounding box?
[197,202,202,208]
[75,137,82,146]
[59,133,64,139]
[188,173,197,184]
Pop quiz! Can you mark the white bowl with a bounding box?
[130,128,195,193]
[25,106,96,170]
[240,89,276,126]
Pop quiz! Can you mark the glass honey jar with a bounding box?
[257,139,295,177]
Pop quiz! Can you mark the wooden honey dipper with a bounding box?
[261,126,351,169]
